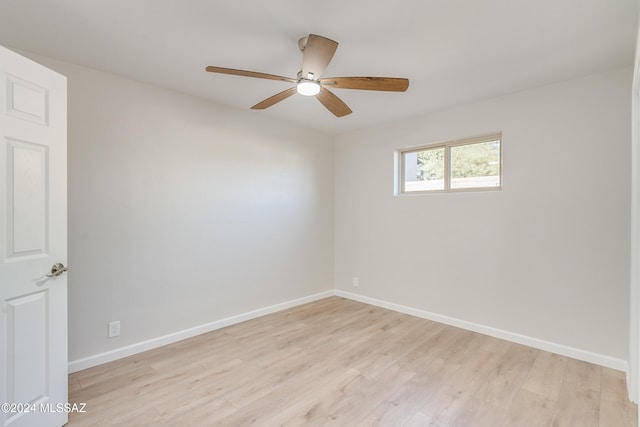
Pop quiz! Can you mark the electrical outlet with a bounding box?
[108,321,120,338]
[352,277,359,287]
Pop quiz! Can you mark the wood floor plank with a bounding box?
[476,344,538,403]
[552,358,602,427]
[67,297,637,427]
[454,344,539,425]
[600,369,638,427]
[322,357,418,425]
[355,357,458,426]
[521,350,568,401]
[257,367,366,426]
[402,410,433,427]
[500,388,557,427]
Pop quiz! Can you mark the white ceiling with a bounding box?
[0,0,637,135]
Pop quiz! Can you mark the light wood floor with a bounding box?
[67,297,637,426]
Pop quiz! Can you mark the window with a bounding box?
[399,134,502,193]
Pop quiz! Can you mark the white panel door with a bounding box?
[0,46,68,427]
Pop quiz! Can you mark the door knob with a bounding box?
[46,263,68,278]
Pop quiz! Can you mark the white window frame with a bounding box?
[397,133,502,194]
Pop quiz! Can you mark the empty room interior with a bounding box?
[1,0,640,426]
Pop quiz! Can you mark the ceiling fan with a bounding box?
[205,34,409,117]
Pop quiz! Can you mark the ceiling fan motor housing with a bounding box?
[297,70,316,81]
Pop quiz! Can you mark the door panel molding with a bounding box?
[5,73,50,126]
[5,138,49,259]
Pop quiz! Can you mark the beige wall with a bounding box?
[334,68,632,361]
[28,55,335,361]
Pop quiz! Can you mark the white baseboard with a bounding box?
[335,290,628,372]
[69,288,628,374]
[68,290,334,373]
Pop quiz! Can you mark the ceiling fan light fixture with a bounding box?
[296,80,320,96]
[205,33,409,117]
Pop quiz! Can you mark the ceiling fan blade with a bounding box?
[320,77,409,92]
[206,66,296,83]
[251,87,298,110]
[316,87,352,117]
[301,34,338,79]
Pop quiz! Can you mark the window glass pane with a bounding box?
[450,140,500,189]
[403,147,445,191]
